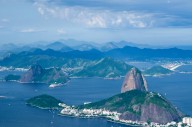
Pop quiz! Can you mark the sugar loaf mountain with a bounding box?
[26,67,183,126]
[78,68,182,124]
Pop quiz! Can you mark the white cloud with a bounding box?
[34,1,154,28]
[57,28,66,34]
[87,16,107,28]
[20,28,44,33]
[37,7,45,15]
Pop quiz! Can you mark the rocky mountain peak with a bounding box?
[31,64,44,76]
[121,67,148,93]
[20,64,69,84]
[20,64,44,83]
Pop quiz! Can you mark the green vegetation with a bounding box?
[4,74,21,81]
[147,93,171,109]
[4,58,132,82]
[78,90,145,114]
[144,65,173,76]
[0,50,134,78]
[73,57,133,78]
[0,54,90,68]
[26,94,62,109]
[41,67,69,84]
[78,90,177,115]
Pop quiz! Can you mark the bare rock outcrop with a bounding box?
[20,64,69,84]
[119,98,182,124]
[121,67,148,93]
[20,64,44,83]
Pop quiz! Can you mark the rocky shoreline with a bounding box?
[58,103,179,127]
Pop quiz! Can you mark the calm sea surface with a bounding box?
[0,65,192,127]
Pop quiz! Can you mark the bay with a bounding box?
[0,65,192,127]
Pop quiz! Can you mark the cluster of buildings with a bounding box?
[162,63,183,71]
[59,103,147,126]
[182,117,192,126]
[0,66,27,71]
[59,103,120,118]
[59,103,192,127]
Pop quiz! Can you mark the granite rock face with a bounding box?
[140,103,181,124]
[20,64,69,84]
[119,96,182,124]
[20,64,44,83]
[80,90,182,124]
[121,67,148,93]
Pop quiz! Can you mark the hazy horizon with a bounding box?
[1,39,192,48]
[0,0,192,45]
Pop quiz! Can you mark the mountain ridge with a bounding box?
[73,57,133,78]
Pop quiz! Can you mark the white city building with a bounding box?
[183,117,192,126]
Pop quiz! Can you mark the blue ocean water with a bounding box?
[176,64,192,72]
[0,65,192,127]
[0,78,130,127]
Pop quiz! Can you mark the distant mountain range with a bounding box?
[105,46,192,60]
[1,45,192,68]
[0,48,103,68]
[1,50,134,78]
[45,41,73,51]
[73,57,133,78]
[1,40,192,79]
[2,39,192,55]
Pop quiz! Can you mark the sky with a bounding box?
[0,0,192,45]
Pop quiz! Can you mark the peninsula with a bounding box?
[144,65,173,76]
[26,67,184,126]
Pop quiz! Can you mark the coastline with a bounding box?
[26,103,62,110]
[49,80,70,88]
[0,66,28,72]
[70,76,124,80]
[58,103,180,127]
[144,72,174,77]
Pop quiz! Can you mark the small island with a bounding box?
[144,65,173,76]
[26,94,63,109]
